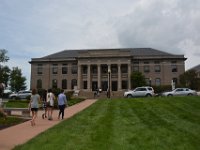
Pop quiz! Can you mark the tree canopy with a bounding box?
[10,67,26,92]
[130,71,146,89]
[0,49,9,63]
[179,69,200,90]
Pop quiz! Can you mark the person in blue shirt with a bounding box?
[57,89,67,120]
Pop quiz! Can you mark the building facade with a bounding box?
[29,48,186,92]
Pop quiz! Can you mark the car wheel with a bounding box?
[187,93,193,96]
[146,94,152,97]
[167,94,173,97]
[11,96,16,100]
[127,94,132,98]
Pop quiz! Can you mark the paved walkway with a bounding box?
[0,99,97,150]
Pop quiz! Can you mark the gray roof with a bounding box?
[42,48,178,58]
[188,64,200,72]
[30,48,186,62]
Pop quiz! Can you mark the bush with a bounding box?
[152,85,172,94]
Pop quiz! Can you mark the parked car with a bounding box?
[9,90,32,100]
[124,86,155,98]
[161,88,197,97]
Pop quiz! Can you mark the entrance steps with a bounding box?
[77,91,124,99]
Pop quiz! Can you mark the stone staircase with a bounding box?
[77,90,125,99]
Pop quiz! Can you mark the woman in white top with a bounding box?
[46,89,55,120]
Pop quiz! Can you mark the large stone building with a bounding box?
[29,48,186,92]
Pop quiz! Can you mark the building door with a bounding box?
[92,81,98,91]
[112,81,118,91]
[101,81,108,91]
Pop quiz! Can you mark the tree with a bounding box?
[130,71,146,88]
[179,69,200,90]
[0,49,9,97]
[9,67,26,92]
[0,49,9,63]
[0,66,10,87]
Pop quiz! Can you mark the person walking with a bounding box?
[57,89,67,120]
[46,89,55,120]
[29,89,40,126]
[42,90,47,119]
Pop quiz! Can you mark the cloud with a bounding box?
[0,0,200,88]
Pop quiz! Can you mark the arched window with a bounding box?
[37,79,42,89]
[71,79,77,90]
[52,79,57,89]
[62,79,67,89]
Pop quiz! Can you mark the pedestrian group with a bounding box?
[29,88,67,126]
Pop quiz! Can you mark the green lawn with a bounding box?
[4,98,85,108]
[14,96,200,150]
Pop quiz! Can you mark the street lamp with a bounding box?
[108,69,111,99]
[149,78,152,86]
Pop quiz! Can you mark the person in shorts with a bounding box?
[29,89,40,126]
[46,89,55,120]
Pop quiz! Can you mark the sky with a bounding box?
[0,0,200,89]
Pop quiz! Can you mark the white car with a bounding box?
[124,87,155,98]
[9,90,32,100]
[162,88,197,97]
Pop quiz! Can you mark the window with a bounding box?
[52,79,57,88]
[172,65,177,72]
[52,64,58,74]
[37,79,42,89]
[172,78,178,85]
[62,64,68,74]
[83,81,87,89]
[155,78,161,86]
[144,61,149,64]
[82,65,87,74]
[155,65,161,72]
[101,65,108,73]
[171,61,177,72]
[135,87,147,91]
[145,78,152,86]
[37,64,43,75]
[62,79,67,89]
[71,79,77,89]
[111,65,118,73]
[71,63,77,74]
[133,61,139,64]
[121,64,128,73]
[144,66,150,73]
[175,88,183,92]
[91,65,97,74]
[154,61,160,64]
[122,80,128,89]
[133,66,139,72]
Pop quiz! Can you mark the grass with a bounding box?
[5,100,29,108]
[4,98,85,108]
[14,96,200,150]
[0,116,28,130]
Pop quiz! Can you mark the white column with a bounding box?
[118,64,121,90]
[77,64,81,90]
[87,64,91,91]
[128,64,131,89]
[98,64,101,88]
[108,64,111,90]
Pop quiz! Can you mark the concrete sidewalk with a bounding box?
[0,99,97,150]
